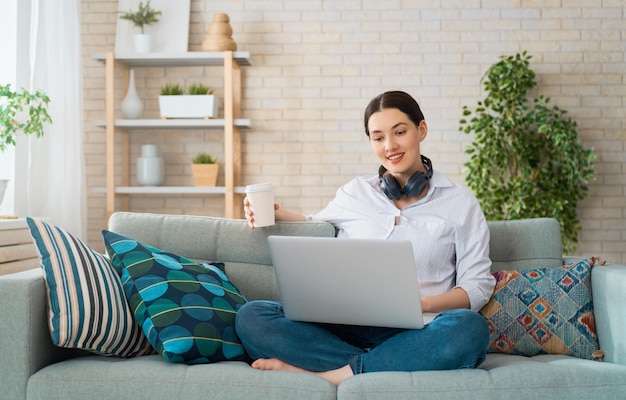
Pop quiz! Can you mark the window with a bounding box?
[0,0,19,214]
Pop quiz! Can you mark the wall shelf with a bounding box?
[92,52,251,67]
[94,51,249,219]
[92,119,251,129]
[114,186,247,194]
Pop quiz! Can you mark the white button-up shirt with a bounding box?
[309,170,495,311]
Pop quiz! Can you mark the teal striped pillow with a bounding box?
[26,218,152,357]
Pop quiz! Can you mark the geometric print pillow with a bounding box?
[25,217,153,357]
[101,229,248,365]
[479,257,602,360]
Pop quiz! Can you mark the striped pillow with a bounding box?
[26,217,152,357]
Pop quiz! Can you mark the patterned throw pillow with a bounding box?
[26,218,152,357]
[480,257,601,360]
[101,229,248,364]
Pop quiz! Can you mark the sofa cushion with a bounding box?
[480,257,601,360]
[102,230,248,364]
[25,218,152,357]
[487,218,563,271]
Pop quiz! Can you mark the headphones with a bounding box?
[378,155,433,200]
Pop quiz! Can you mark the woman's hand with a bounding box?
[243,196,306,228]
[243,196,279,229]
[421,287,471,313]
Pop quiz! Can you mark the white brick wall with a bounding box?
[82,0,625,263]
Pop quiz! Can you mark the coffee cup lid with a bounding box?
[245,183,274,193]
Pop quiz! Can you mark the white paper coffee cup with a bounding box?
[245,183,275,227]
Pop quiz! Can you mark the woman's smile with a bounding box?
[387,152,405,164]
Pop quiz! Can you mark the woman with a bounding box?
[236,91,495,386]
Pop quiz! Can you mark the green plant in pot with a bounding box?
[187,83,214,96]
[119,0,162,53]
[192,152,218,164]
[191,152,219,186]
[460,51,595,254]
[158,83,217,119]
[159,83,183,96]
[0,84,52,209]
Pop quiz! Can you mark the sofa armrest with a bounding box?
[591,262,626,366]
[0,269,83,399]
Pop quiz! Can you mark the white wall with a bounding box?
[81,1,626,262]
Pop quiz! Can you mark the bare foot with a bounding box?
[251,358,354,386]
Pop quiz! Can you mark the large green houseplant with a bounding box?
[0,84,51,153]
[460,51,595,253]
[0,84,52,208]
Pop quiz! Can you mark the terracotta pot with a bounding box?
[192,163,219,186]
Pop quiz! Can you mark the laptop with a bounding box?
[267,235,438,329]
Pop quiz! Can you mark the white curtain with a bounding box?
[25,0,86,237]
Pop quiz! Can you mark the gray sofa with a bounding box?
[1,212,625,400]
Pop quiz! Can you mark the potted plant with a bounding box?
[459,51,595,253]
[119,0,162,53]
[158,83,217,119]
[0,84,52,208]
[191,152,219,186]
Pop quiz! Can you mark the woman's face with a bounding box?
[368,108,428,187]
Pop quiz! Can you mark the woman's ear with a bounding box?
[418,120,428,141]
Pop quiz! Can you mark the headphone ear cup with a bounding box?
[381,174,403,200]
[378,155,433,200]
[402,171,428,198]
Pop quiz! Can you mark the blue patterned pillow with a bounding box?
[479,257,601,360]
[101,229,248,364]
[26,218,152,357]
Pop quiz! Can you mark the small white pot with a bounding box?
[159,95,218,119]
[133,34,152,54]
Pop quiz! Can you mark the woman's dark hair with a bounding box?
[363,91,425,136]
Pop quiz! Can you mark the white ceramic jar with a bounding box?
[137,144,164,186]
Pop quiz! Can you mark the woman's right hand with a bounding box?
[243,196,279,229]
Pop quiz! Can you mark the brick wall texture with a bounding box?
[81,0,626,263]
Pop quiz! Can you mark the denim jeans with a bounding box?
[235,300,489,375]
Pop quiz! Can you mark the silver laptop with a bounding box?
[267,236,437,329]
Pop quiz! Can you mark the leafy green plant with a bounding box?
[0,84,52,152]
[192,152,217,164]
[187,83,214,95]
[119,0,162,34]
[460,51,595,254]
[159,83,184,96]
[160,83,215,96]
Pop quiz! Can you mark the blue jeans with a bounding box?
[235,300,489,375]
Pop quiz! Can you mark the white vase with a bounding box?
[137,144,164,186]
[121,69,143,119]
[134,34,152,53]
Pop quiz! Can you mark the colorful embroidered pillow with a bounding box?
[26,218,152,357]
[101,229,248,364]
[480,257,601,360]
